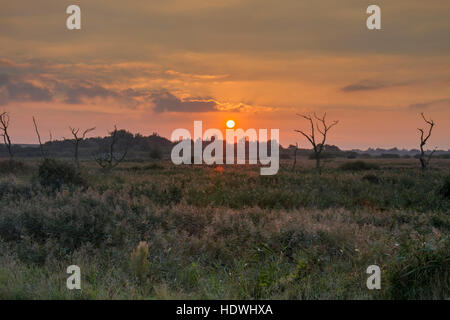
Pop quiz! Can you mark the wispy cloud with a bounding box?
[0,61,268,114]
[0,74,53,105]
[408,98,450,110]
[150,91,272,113]
[151,91,218,113]
[341,80,409,92]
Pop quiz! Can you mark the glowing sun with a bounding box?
[226,119,235,128]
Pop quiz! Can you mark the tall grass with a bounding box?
[0,158,449,299]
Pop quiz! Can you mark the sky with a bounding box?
[0,0,449,149]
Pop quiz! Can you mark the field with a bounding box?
[0,158,449,299]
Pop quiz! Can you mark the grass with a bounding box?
[339,160,380,171]
[0,158,449,299]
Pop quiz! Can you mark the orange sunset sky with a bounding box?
[1,0,449,149]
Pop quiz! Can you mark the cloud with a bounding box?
[3,1,450,57]
[340,80,409,92]
[341,81,387,92]
[0,74,53,105]
[408,98,450,110]
[0,72,150,109]
[63,83,118,105]
[151,91,219,113]
[0,69,251,113]
[0,60,272,114]
[150,91,270,113]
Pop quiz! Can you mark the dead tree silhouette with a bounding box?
[32,116,48,158]
[0,112,13,159]
[295,112,339,170]
[68,126,96,167]
[291,142,298,171]
[93,125,127,170]
[417,113,436,170]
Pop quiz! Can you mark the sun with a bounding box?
[226,119,235,128]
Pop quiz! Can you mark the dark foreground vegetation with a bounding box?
[0,158,449,299]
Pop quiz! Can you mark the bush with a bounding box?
[0,159,28,175]
[279,153,291,160]
[127,163,164,171]
[149,146,162,160]
[308,152,336,160]
[385,240,450,299]
[439,175,450,199]
[380,153,400,159]
[339,161,379,171]
[346,152,358,159]
[38,158,85,189]
[130,242,151,282]
[362,174,380,184]
[0,180,33,200]
[144,163,164,170]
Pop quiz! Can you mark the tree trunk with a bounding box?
[292,144,297,171]
[420,156,426,170]
[74,141,79,167]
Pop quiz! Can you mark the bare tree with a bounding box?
[0,112,13,159]
[291,142,298,171]
[68,126,95,167]
[417,113,436,170]
[295,112,339,170]
[32,116,47,158]
[93,125,127,170]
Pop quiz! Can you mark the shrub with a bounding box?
[385,240,450,299]
[279,153,291,160]
[130,241,151,282]
[16,237,49,265]
[399,177,415,189]
[149,146,162,160]
[0,179,33,199]
[380,153,400,159]
[0,191,123,252]
[127,163,164,171]
[144,163,164,170]
[308,152,336,160]
[38,158,85,189]
[339,161,379,171]
[439,175,450,199]
[362,174,380,184]
[0,159,28,175]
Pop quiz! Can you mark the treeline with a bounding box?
[0,111,449,163]
[0,130,173,160]
[2,134,449,161]
[284,144,450,160]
